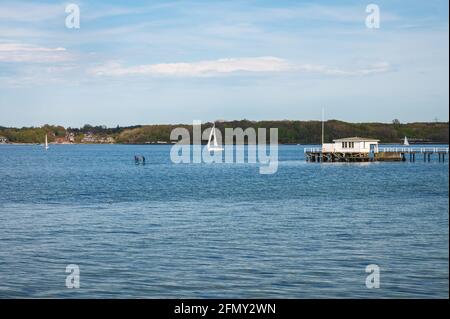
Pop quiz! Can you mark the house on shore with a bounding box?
[0,136,8,144]
[66,132,75,143]
[81,133,115,144]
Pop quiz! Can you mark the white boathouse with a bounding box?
[322,137,380,154]
[305,137,381,162]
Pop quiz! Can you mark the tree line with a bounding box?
[0,120,448,144]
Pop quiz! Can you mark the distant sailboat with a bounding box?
[207,123,224,152]
[403,136,409,146]
[45,134,49,150]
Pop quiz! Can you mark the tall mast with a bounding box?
[321,107,325,145]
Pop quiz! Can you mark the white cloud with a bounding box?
[0,43,69,63]
[88,57,290,77]
[88,57,391,77]
[296,62,392,76]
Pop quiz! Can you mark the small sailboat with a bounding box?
[45,134,49,150]
[403,136,409,146]
[207,123,224,152]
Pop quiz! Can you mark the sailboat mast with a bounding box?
[321,108,325,145]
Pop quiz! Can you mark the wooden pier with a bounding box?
[305,147,449,163]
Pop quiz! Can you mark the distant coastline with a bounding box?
[1,142,449,146]
[1,120,448,145]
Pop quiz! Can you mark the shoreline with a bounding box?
[1,142,449,146]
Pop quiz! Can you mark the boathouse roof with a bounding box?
[333,137,380,142]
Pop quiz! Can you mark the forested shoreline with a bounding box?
[0,120,448,144]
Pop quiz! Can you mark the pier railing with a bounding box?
[304,147,322,153]
[379,147,449,153]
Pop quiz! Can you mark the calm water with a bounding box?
[0,144,448,298]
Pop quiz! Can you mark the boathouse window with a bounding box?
[341,141,355,149]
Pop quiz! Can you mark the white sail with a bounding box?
[207,123,224,152]
[45,134,49,150]
[404,136,409,146]
[213,129,219,147]
[207,125,214,149]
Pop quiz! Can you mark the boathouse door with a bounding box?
[369,144,376,160]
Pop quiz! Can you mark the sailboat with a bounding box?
[403,136,409,146]
[207,123,224,152]
[45,134,49,150]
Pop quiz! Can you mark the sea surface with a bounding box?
[0,144,448,298]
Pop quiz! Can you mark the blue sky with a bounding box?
[0,0,448,127]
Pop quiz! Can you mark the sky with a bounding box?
[0,0,448,127]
